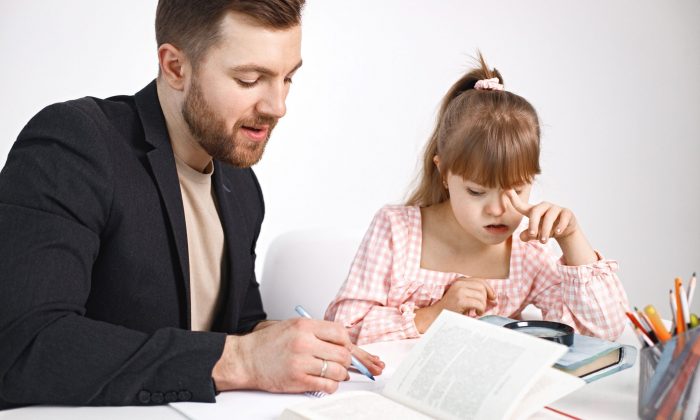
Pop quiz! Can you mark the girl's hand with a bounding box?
[505,189,598,265]
[440,277,497,315]
[415,277,496,333]
[505,189,578,244]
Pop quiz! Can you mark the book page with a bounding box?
[511,367,585,420]
[279,390,432,420]
[383,310,568,420]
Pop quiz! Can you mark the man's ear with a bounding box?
[158,43,188,91]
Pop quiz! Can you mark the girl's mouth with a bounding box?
[484,224,509,234]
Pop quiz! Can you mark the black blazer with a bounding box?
[0,81,267,408]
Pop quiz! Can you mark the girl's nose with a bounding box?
[485,194,507,216]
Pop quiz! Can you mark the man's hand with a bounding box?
[252,320,278,331]
[350,344,385,377]
[212,318,383,394]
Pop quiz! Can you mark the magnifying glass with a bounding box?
[503,320,574,346]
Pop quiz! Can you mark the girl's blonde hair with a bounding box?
[407,52,541,206]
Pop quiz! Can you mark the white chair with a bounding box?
[259,227,543,321]
[260,228,364,320]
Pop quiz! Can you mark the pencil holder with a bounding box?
[638,326,700,419]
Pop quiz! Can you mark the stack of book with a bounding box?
[480,315,636,383]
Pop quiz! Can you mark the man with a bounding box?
[0,0,383,408]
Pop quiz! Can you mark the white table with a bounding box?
[0,327,641,420]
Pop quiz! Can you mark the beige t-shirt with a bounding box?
[174,155,225,331]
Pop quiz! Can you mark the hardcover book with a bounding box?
[480,315,637,382]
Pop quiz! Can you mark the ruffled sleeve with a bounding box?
[524,243,629,341]
[324,206,421,344]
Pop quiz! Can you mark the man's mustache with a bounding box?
[239,115,278,129]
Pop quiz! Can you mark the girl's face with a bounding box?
[445,172,532,245]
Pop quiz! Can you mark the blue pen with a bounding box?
[294,305,375,381]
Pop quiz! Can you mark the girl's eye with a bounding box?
[515,189,523,195]
[235,79,258,88]
[467,188,484,196]
[284,77,293,84]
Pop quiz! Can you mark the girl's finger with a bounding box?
[539,206,561,243]
[464,296,487,314]
[476,279,496,300]
[465,278,495,301]
[520,229,533,243]
[460,285,487,305]
[526,202,551,239]
[505,189,533,216]
[554,209,573,237]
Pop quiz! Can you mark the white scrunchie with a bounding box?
[474,77,504,91]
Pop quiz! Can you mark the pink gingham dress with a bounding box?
[324,205,629,344]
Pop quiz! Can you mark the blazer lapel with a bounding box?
[212,163,251,331]
[134,81,192,328]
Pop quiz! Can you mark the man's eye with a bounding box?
[467,188,484,196]
[235,79,258,88]
[284,77,293,84]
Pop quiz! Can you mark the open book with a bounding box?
[480,315,637,382]
[280,310,585,420]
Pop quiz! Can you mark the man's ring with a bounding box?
[320,359,328,378]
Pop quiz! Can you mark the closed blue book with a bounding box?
[480,315,637,383]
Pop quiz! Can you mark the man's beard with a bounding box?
[181,77,277,168]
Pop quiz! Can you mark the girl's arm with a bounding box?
[324,207,422,345]
[505,190,628,340]
[526,245,629,341]
[557,229,597,266]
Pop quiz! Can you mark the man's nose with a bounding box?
[257,82,287,119]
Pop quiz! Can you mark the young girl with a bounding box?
[325,53,629,345]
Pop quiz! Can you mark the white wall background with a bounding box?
[1,0,699,317]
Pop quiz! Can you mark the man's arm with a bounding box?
[0,103,224,407]
[253,320,279,331]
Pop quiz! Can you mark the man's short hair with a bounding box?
[156,0,305,69]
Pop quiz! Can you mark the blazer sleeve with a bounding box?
[235,170,267,333]
[0,102,225,408]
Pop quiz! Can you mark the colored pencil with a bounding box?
[643,305,672,343]
[621,303,655,343]
[680,284,691,328]
[675,278,686,335]
[688,272,697,308]
[669,289,677,333]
